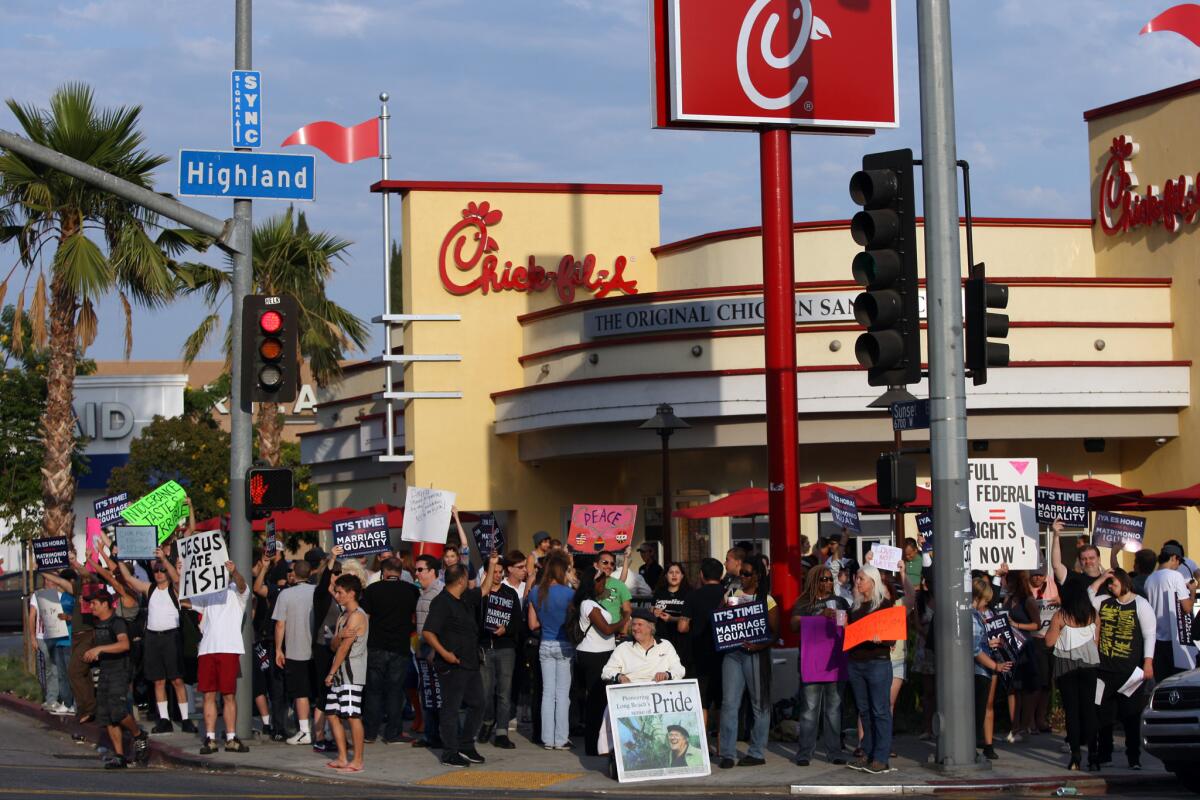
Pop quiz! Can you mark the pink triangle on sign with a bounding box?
[1010,460,1030,475]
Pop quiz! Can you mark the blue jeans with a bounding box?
[796,681,843,762]
[538,639,574,748]
[848,659,893,765]
[53,645,73,707]
[37,639,59,704]
[480,646,516,733]
[720,649,770,760]
[363,648,410,741]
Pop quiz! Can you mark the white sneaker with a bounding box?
[1006,731,1024,744]
[286,730,312,745]
[52,702,72,715]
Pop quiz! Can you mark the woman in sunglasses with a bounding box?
[790,565,849,767]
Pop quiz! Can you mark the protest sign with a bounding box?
[332,514,391,558]
[1092,511,1146,552]
[178,530,231,599]
[798,616,847,682]
[968,458,1039,570]
[265,518,278,555]
[35,589,69,639]
[472,512,505,556]
[871,544,903,573]
[121,481,187,544]
[1035,487,1088,528]
[568,504,637,553]
[606,679,710,782]
[711,599,771,652]
[401,486,455,543]
[843,605,907,651]
[415,656,442,709]
[93,492,130,527]
[33,537,69,572]
[1179,598,1193,647]
[85,517,106,572]
[483,591,517,633]
[916,512,934,553]
[984,611,1024,656]
[826,488,861,533]
[115,526,157,561]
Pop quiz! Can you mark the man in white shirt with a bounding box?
[601,608,685,684]
[273,560,318,745]
[188,559,251,754]
[1144,542,1197,681]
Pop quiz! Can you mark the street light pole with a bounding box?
[641,404,689,564]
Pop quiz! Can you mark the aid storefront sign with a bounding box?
[652,0,899,130]
[1098,135,1200,237]
[439,201,637,305]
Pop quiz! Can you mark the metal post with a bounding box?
[661,433,673,563]
[380,93,395,458]
[916,0,979,769]
[759,128,801,643]
[893,427,905,548]
[230,0,254,741]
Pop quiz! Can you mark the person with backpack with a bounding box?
[81,583,150,769]
[116,549,197,734]
[574,567,628,756]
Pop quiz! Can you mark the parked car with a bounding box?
[0,571,27,630]
[1144,669,1200,793]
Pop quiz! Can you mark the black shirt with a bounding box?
[423,587,483,670]
[362,577,419,653]
[92,615,130,674]
[480,584,522,649]
[682,583,726,676]
[653,586,690,665]
[1061,569,1108,599]
[640,563,664,591]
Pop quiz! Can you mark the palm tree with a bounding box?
[179,207,369,465]
[0,83,207,540]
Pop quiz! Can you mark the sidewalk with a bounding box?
[0,692,1180,796]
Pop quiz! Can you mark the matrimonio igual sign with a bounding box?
[652,0,899,131]
[1099,135,1200,236]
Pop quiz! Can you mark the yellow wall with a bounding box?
[1088,87,1200,552]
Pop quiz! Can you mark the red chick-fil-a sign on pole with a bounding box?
[652,0,899,131]
[651,0,898,646]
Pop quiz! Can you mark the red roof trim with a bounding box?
[1083,78,1200,122]
[652,217,1094,257]
[516,276,1171,325]
[516,321,1175,365]
[491,360,1190,401]
[370,180,663,196]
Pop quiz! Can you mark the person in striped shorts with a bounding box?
[323,574,369,772]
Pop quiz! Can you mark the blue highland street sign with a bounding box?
[178,150,315,201]
[231,70,262,148]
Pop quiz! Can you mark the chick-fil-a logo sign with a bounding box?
[1098,135,1200,236]
[438,202,638,304]
[657,0,898,129]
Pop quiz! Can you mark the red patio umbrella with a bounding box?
[1107,482,1200,512]
[251,508,328,533]
[1037,472,1143,510]
[675,487,768,519]
[852,482,933,513]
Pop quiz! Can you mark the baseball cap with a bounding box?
[631,607,656,623]
[1163,542,1186,560]
[533,531,550,545]
[304,546,326,567]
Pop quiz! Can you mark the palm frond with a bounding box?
[181,312,222,365]
[53,231,112,298]
[119,291,132,359]
[29,272,46,349]
[75,297,97,352]
[11,290,24,356]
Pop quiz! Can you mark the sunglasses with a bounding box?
[598,561,614,567]
[414,567,431,573]
[819,576,833,583]
[740,571,754,578]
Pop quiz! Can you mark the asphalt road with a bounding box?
[0,707,1190,800]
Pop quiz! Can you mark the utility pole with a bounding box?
[230,0,255,740]
[916,0,979,769]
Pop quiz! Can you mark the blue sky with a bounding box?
[2,0,1199,362]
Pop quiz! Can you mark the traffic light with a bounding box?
[246,467,294,519]
[849,149,921,387]
[964,262,1009,385]
[241,294,299,411]
[876,452,917,507]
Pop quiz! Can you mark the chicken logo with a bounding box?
[736,0,831,110]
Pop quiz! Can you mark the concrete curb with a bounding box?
[0,692,1182,796]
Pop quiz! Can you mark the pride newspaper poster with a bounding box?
[968,458,1039,570]
[606,679,710,783]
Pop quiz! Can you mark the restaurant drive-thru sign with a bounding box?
[651,0,899,130]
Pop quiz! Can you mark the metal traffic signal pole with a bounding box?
[230,0,255,740]
[915,0,979,769]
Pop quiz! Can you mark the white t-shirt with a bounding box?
[146,586,180,632]
[191,584,251,656]
[1145,567,1197,671]
[577,599,616,653]
[29,594,42,640]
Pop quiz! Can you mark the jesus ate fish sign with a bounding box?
[968,458,1039,570]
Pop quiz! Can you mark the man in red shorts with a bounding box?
[189,558,251,754]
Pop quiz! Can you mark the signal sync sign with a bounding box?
[231,70,262,148]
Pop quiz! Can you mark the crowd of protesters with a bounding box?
[25,503,1196,776]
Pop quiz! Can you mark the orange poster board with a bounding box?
[842,605,907,651]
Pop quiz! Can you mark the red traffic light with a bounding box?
[259,310,283,334]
